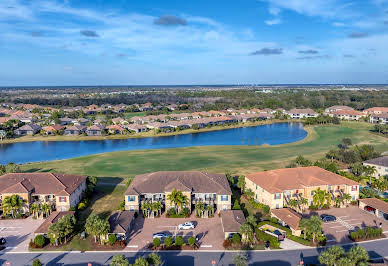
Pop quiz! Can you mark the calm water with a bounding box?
[0,122,306,164]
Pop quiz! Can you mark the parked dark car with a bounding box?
[320,214,336,222]
[0,238,6,245]
[273,229,285,241]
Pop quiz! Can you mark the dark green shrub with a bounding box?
[164,236,172,247]
[232,199,241,210]
[32,259,42,266]
[268,217,278,224]
[153,238,161,247]
[34,235,46,248]
[187,236,195,247]
[232,233,241,244]
[108,234,117,245]
[181,207,190,217]
[167,208,176,216]
[255,228,280,248]
[174,236,184,246]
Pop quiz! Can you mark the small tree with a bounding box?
[164,236,172,247]
[147,253,162,266]
[34,235,46,248]
[237,176,246,193]
[110,254,129,266]
[153,237,161,247]
[108,234,117,245]
[232,199,241,210]
[32,259,43,266]
[233,252,248,266]
[232,233,241,244]
[187,236,195,247]
[133,257,149,266]
[174,236,184,246]
[319,245,345,266]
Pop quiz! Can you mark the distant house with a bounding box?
[64,125,86,135]
[363,156,388,178]
[328,110,365,121]
[86,124,105,136]
[0,117,11,124]
[286,108,318,119]
[126,124,148,133]
[75,118,90,126]
[271,208,302,236]
[112,117,126,125]
[139,102,153,111]
[370,113,388,124]
[363,107,388,115]
[108,211,135,240]
[14,124,41,136]
[59,117,73,126]
[43,125,64,135]
[107,125,126,134]
[325,105,354,113]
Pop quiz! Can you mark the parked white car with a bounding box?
[178,222,195,230]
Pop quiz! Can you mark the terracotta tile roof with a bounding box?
[109,211,135,234]
[43,125,64,132]
[126,171,232,195]
[34,211,75,234]
[288,108,317,114]
[246,166,360,194]
[220,210,245,233]
[331,110,364,116]
[359,198,388,214]
[364,107,388,113]
[326,106,354,111]
[364,156,388,168]
[0,173,87,195]
[0,117,11,124]
[372,113,388,119]
[271,208,302,230]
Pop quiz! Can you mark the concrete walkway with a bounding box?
[280,238,307,249]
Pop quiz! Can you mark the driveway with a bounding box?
[309,206,388,244]
[126,214,225,251]
[0,217,44,252]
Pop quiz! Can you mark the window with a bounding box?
[128,196,136,202]
[275,204,279,209]
[59,197,67,203]
[220,195,229,201]
[274,193,281,200]
[256,185,258,190]
[352,185,358,192]
[255,194,257,199]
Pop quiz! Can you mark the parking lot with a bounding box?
[310,206,388,244]
[0,217,44,252]
[126,214,225,250]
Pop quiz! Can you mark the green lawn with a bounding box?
[21,122,388,177]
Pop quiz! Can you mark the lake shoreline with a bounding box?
[0,119,300,144]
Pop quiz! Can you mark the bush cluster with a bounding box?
[254,228,280,248]
[33,235,47,248]
[248,198,270,214]
[350,226,382,241]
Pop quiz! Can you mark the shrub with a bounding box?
[187,236,195,247]
[255,228,280,248]
[167,208,176,216]
[34,235,46,248]
[32,259,42,266]
[268,217,278,224]
[350,226,382,241]
[164,236,172,247]
[232,199,241,210]
[248,198,270,214]
[174,236,184,246]
[77,202,87,210]
[153,238,161,247]
[108,234,117,245]
[232,233,241,244]
[181,207,190,217]
[119,200,125,211]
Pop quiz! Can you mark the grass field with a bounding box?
[21,122,388,177]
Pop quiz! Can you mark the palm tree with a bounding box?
[363,165,377,185]
[374,178,388,193]
[167,189,188,214]
[299,218,310,239]
[152,201,162,217]
[207,205,214,217]
[30,203,40,219]
[195,202,205,217]
[342,193,352,206]
[239,222,253,245]
[141,202,151,218]
[318,246,345,266]
[306,215,322,243]
[335,197,342,208]
[288,199,298,210]
[312,188,330,209]
[41,203,51,218]
[299,197,308,212]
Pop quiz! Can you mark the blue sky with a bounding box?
[1,0,388,85]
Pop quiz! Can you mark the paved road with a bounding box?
[0,239,387,266]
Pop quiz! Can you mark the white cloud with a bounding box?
[269,7,281,16]
[332,22,346,27]
[265,18,282,25]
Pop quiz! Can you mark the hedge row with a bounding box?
[255,228,280,248]
[350,227,383,241]
[248,198,270,214]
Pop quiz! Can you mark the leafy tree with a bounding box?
[187,236,195,247]
[237,175,246,193]
[88,176,98,186]
[34,235,46,247]
[108,234,117,245]
[347,245,369,265]
[60,214,76,243]
[174,236,184,246]
[341,138,352,147]
[32,259,43,266]
[319,245,345,266]
[232,199,241,210]
[359,187,377,198]
[125,177,132,188]
[299,218,310,239]
[374,178,388,193]
[133,257,149,266]
[239,222,253,244]
[306,215,323,243]
[147,253,162,266]
[5,163,21,173]
[153,237,161,247]
[295,155,313,166]
[233,252,248,266]
[164,236,172,247]
[110,254,129,266]
[288,199,298,210]
[232,233,241,244]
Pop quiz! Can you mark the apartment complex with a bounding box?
[0,173,87,212]
[286,108,318,119]
[245,166,360,209]
[363,156,388,178]
[125,171,232,213]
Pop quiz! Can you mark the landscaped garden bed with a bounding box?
[349,226,384,242]
[148,235,198,250]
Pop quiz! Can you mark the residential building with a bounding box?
[324,106,354,113]
[59,117,73,125]
[0,173,87,212]
[42,125,65,135]
[34,211,75,236]
[270,208,302,236]
[359,198,388,221]
[107,125,126,134]
[363,107,388,115]
[328,110,365,120]
[286,108,318,119]
[14,124,41,136]
[370,113,388,124]
[363,156,388,178]
[108,211,135,240]
[220,210,245,239]
[86,124,105,136]
[125,171,232,213]
[64,125,86,135]
[245,166,360,210]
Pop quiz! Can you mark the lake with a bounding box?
[0,122,307,164]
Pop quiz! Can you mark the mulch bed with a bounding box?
[349,234,386,242]
[148,243,198,250]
